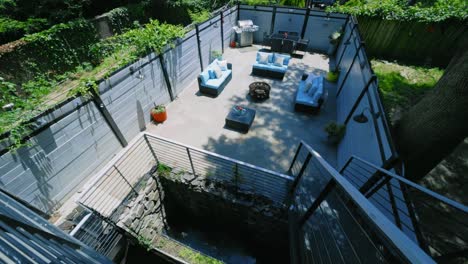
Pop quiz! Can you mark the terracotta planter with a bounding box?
[151,110,167,123]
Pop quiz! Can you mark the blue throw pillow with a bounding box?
[208,69,216,79]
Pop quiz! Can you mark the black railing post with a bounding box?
[114,165,138,195]
[289,153,312,194]
[336,41,364,98]
[195,24,204,71]
[158,54,175,101]
[186,148,196,176]
[270,5,277,35]
[288,142,303,173]
[220,11,225,53]
[298,180,336,226]
[89,87,128,147]
[144,134,159,164]
[236,1,240,21]
[300,8,310,39]
[336,22,358,69]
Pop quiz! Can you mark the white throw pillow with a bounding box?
[273,56,284,67]
[217,60,228,71]
[258,53,269,64]
[213,65,223,79]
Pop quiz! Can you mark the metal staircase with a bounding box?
[287,140,468,263]
[0,190,112,264]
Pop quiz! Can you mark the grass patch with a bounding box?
[372,59,443,123]
[179,248,223,264]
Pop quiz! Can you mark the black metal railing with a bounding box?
[288,141,436,264]
[340,155,468,263]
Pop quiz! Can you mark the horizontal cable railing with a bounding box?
[79,132,295,220]
[340,155,468,263]
[288,141,435,264]
[144,133,294,204]
[79,135,155,219]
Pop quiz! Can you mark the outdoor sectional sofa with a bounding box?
[295,73,325,114]
[198,59,232,96]
[252,52,291,80]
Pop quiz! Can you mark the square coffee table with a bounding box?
[225,106,256,133]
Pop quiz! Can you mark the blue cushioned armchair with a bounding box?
[295,73,325,114]
[198,60,232,96]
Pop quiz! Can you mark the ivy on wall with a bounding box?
[0,18,185,149]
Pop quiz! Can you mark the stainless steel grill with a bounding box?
[233,19,259,47]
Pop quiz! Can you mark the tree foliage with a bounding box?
[327,0,467,22]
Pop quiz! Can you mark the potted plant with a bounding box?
[151,105,167,123]
[328,29,343,56]
[326,69,340,83]
[324,121,346,145]
[211,50,222,62]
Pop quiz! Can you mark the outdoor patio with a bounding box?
[147,45,337,173]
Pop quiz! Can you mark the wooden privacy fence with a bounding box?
[357,16,467,67]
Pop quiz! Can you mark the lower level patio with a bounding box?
[147,45,337,173]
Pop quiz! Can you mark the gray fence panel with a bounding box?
[337,99,383,167]
[335,20,353,66]
[239,6,273,44]
[336,58,366,124]
[274,8,306,35]
[199,16,223,68]
[100,57,171,141]
[0,102,122,213]
[304,16,345,53]
[223,7,238,48]
[164,32,201,96]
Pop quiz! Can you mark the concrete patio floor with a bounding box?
[147,45,337,173]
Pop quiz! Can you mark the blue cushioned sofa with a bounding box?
[198,59,232,96]
[252,52,291,80]
[295,73,325,114]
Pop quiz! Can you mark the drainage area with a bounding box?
[114,166,290,263]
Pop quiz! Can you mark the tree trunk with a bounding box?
[394,47,468,181]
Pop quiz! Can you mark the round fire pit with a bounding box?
[249,82,271,101]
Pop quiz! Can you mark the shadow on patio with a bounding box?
[147,45,337,173]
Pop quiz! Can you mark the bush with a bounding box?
[105,7,132,34]
[188,10,211,24]
[327,0,467,22]
[0,18,48,44]
[0,19,100,84]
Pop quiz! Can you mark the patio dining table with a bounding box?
[268,33,309,55]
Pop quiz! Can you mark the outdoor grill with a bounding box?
[233,19,259,47]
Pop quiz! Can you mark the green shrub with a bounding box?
[326,71,339,83]
[0,18,48,44]
[0,19,100,84]
[324,121,346,140]
[327,0,467,22]
[106,7,132,34]
[188,10,211,24]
